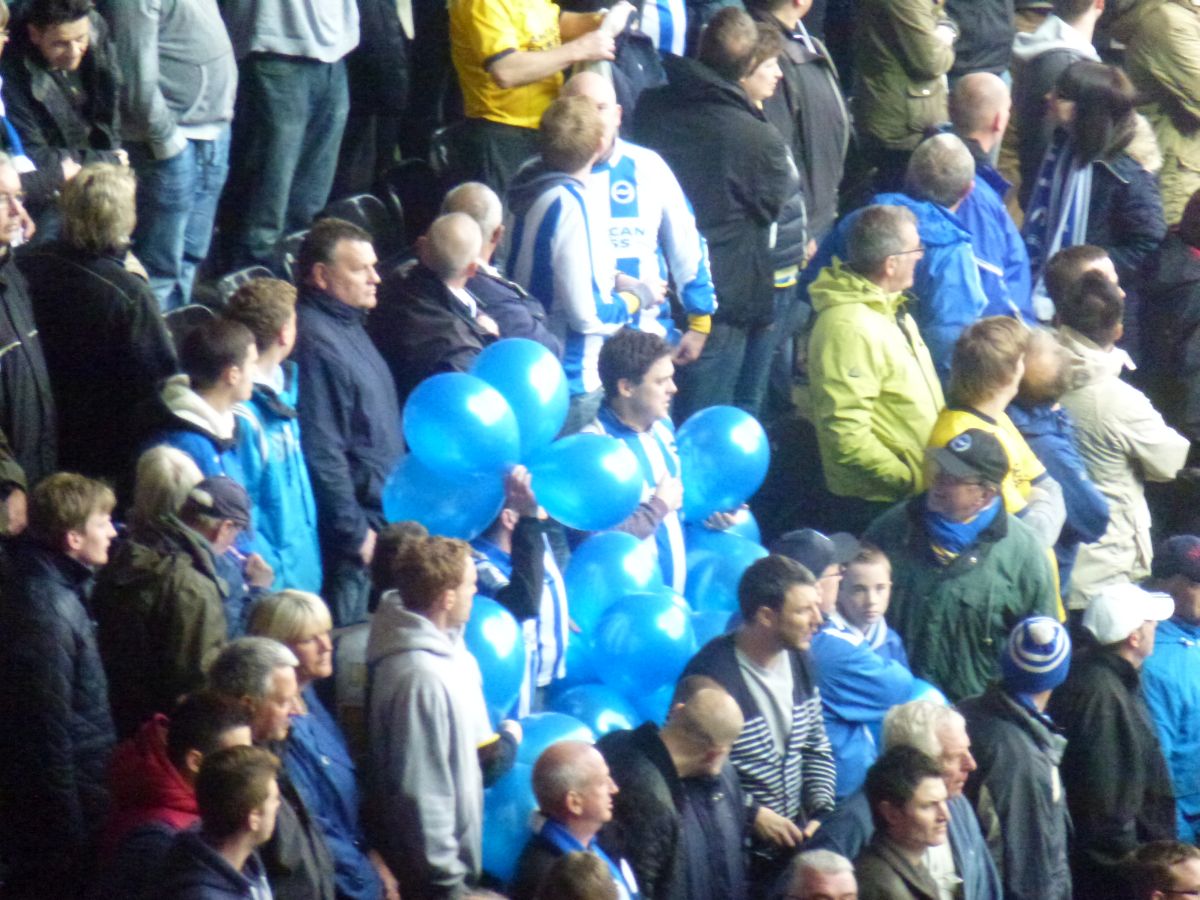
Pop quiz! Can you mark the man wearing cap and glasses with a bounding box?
[864,427,1058,702]
[1142,535,1200,845]
[93,475,252,737]
[1047,582,1177,900]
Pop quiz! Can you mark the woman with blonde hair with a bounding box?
[248,589,400,900]
[19,161,178,484]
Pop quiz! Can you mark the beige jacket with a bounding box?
[1057,326,1190,608]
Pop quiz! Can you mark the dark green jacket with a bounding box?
[864,496,1058,701]
[91,514,228,737]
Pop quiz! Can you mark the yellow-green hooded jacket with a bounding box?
[807,259,945,502]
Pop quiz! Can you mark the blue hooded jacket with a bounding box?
[803,192,988,379]
[956,164,1035,322]
[1142,616,1200,843]
[234,361,323,594]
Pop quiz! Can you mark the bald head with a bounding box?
[661,677,745,777]
[441,182,503,245]
[562,71,621,160]
[532,741,616,836]
[950,73,1011,146]
[420,212,483,283]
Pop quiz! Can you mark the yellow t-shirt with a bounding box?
[450,0,563,130]
[927,407,1047,514]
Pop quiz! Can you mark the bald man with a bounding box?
[511,741,639,900]
[441,181,562,355]
[562,72,717,368]
[947,73,1036,322]
[367,211,500,402]
[596,676,751,900]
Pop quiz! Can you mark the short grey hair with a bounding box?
[130,445,204,532]
[789,850,855,895]
[882,700,964,759]
[442,181,504,238]
[423,212,483,281]
[532,741,596,817]
[208,637,299,701]
[845,205,918,277]
[905,133,975,208]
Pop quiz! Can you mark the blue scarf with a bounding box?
[923,497,1001,565]
[540,819,639,899]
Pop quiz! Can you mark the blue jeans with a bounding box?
[222,54,350,270]
[130,127,231,311]
[672,317,776,423]
[323,554,372,628]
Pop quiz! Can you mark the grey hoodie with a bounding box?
[366,592,492,898]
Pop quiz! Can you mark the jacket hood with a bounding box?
[872,192,970,247]
[105,715,198,849]
[808,258,905,316]
[1058,324,1135,389]
[160,374,236,442]
[161,829,258,893]
[1012,14,1101,62]
[111,514,224,593]
[366,589,457,665]
[505,159,585,219]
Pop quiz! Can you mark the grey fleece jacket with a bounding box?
[366,592,492,898]
[99,0,237,159]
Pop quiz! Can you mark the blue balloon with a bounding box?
[564,532,662,634]
[556,635,599,689]
[528,434,644,531]
[472,338,570,459]
[909,678,949,706]
[482,763,537,883]
[677,405,770,521]
[692,609,735,647]
[635,682,676,726]
[383,455,505,539]
[517,712,595,766]
[549,684,640,737]
[594,591,697,696]
[403,372,521,478]
[684,529,768,615]
[464,596,526,721]
[724,507,762,544]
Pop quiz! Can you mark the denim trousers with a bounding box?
[672,316,776,424]
[222,54,350,270]
[323,553,372,628]
[130,126,231,311]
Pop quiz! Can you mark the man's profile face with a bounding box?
[772,583,824,651]
[29,16,90,72]
[252,665,298,743]
[317,239,380,310]
[0,165,26,246]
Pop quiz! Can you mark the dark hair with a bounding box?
[166,691,253,773]
[25,0,92,28]
[1124,841,1200,898]
[597,328,672,399]
[1044,244,1109,306]
[697,6,758,82]
[1051,0,1096,22]
[1055,61,1137,164]
[195,745,280,840]
[746,21,785,74]
[180,317,256,391]
[742,0,792,12]
[737,555,816,620]
[864,745,945,831]
[1179,189,1200,250]
[223,279,297,353]
[1056,270,1124,345]
[298,217,373,283]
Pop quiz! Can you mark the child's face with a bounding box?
[838,561,892,630]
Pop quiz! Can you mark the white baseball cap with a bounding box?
[1082,582,1174,644]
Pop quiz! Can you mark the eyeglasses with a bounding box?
[892,244,926,257]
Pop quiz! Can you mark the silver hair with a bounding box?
[905,133,976,208]
[846,204,919,277]
[882,700,965,759]
[441,182,503,240]
[207,637,299,700]
[423,212,483,281]
[532,741,596,816]
[789,849,855,895]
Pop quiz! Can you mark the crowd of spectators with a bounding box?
[3,0,1200,898]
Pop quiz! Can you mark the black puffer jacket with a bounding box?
[634,55,796,327]
[597,722,750,900]
[0,250,56,484]
[0,539,116,889]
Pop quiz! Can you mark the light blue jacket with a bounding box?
[1142,616,1200,842]
[810,613,914,798]
[234,362,323,593]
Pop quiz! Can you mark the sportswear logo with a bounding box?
[610,179,636,205]
[949,433,972,452]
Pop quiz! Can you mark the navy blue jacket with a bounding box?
[1007,401,1109,591]
[0,539,116,888]
[153,829,272,900]
[294,287,404,559]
